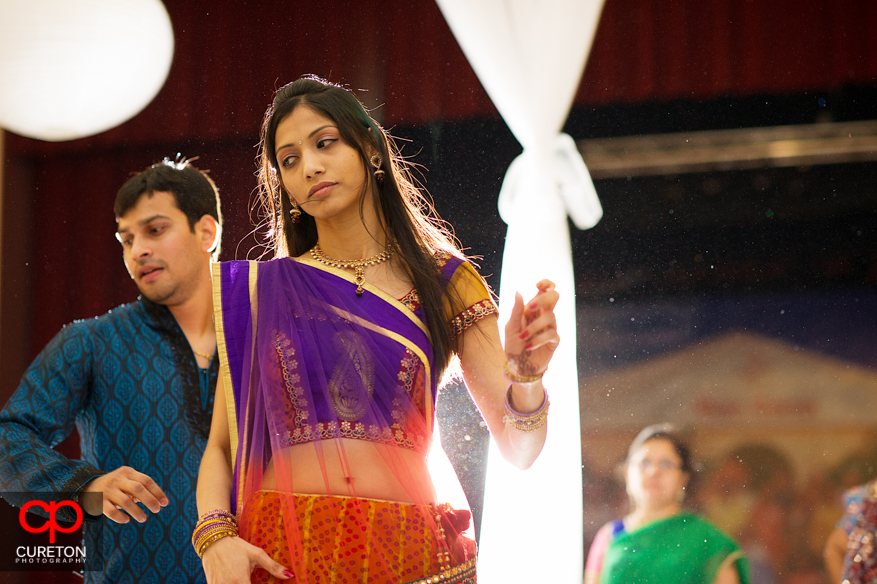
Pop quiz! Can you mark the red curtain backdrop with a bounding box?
[581,0,877,104]
[1,1,876,581]
[8,0,877,156]
[5,0,877,379]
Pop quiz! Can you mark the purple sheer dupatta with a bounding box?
[213,256,472,577]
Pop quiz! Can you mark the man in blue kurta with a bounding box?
[0,159,223,583]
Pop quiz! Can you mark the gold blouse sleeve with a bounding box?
[441,259,498,337]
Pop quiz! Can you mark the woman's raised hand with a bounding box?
[503,280,560,377]
[202,536,293,584]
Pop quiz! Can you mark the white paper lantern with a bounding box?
[0,0,174,141]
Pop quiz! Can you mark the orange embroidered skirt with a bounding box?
[240,491,477,584]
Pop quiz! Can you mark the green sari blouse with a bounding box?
[601,514,750,584]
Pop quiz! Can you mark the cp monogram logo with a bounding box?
[19,500,83,543]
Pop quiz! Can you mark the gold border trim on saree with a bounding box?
[210,260,259,515]
[403,557,477,584]
[296,256,431,340]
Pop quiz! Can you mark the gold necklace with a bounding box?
[310,242,394,296]
[193,349,213,361]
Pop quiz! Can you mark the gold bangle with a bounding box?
[197,530,237,558]
[503,411,549,432]
[502,384,549,432]
[503,361,545,383]
[192,509,239,558]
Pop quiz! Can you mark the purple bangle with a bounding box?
[503,384,550,431]
[194,522,234,540]
[198,509,237,522]
[192,522,238,557]
[504,384,548,417]
[192,510,239,554]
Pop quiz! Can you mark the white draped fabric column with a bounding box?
[434,1,605,581]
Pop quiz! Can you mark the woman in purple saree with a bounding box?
[195,76,560,584]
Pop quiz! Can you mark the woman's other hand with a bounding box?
[202,536,294,584]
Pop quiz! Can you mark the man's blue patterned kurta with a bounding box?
[0,298,216,583]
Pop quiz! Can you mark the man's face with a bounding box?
[115,190,208,306]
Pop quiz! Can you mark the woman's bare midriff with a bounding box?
[259,438,437,504]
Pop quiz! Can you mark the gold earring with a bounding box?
[370,154,385,185]
[289,200,301,223]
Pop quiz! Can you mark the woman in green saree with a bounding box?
[584,424,750,584]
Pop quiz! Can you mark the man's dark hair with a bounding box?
[115,157,223,235]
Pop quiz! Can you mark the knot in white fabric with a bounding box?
[497,133,603,229]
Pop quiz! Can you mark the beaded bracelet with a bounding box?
[502,384,550,432]
[192,509,239,558]
[503,361,545,384]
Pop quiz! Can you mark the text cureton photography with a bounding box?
[0,493,103,572]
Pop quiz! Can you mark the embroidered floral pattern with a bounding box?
[274,334,429,454]
[328,331,374,421]
[274,331,309,429]
[399,288,420,312]
[267,254,491,457]
[279,419,426,453]
[450,299,498,336]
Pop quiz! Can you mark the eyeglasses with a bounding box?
[636,459,682,472]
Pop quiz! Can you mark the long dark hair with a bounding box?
[257,75,465,374]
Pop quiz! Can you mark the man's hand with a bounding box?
[81,466,168,523]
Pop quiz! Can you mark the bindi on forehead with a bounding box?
[275,123,338,154]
